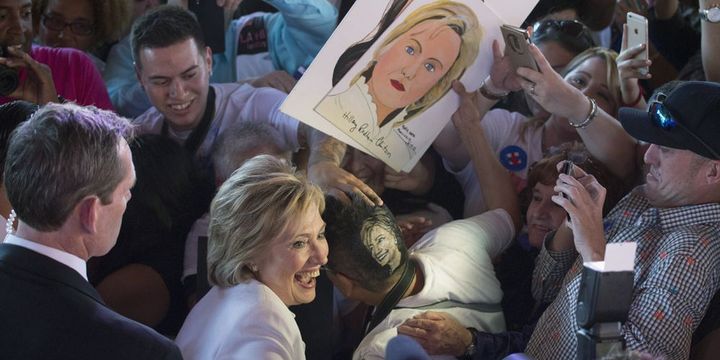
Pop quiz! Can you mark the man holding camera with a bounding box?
[0,0,112,108]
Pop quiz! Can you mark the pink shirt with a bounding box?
[0,45,113,110]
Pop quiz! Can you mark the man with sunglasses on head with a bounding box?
[523,80,720,359]
[0,0,112,109]
[403,81,720,359]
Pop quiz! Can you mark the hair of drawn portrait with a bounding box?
[322,193,408,292]
[350,0,482,127]
[332,0,412,86]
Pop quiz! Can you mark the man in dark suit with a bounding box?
[0,103,181,359]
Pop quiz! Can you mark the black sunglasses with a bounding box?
[531,20,595,49]
[649,93,720,159]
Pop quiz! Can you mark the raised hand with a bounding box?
[0,45,58,105]
[551,161,607,262]
[617,23,650,109]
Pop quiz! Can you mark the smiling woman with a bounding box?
[32,0,131,70]
[32,0,131,48]
[315,0,482,141]
[175,155,327,360]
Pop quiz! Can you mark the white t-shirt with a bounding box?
[446,109,544,217]
[176,279,305,359]
[353,209,515,360]
[133,83,300,165]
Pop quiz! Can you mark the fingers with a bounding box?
[515,67,543,88]
[397,324,430,340]
[555,161,589,178]
[451,79,468,96]
[336,180,381,207]
[621,23,628,52]
[491,39,503,63]
[419,311,446,321]
[528,43,552,74]
[619,43,647,61]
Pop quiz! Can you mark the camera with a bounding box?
[0,46,19,97]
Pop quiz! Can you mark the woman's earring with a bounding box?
[249,263,258,273]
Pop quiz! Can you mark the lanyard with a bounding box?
[161,87,216,155]
[364,260,416,335]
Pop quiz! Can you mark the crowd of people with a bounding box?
[0,0,718,359]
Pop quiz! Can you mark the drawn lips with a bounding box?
[391,79,405,91]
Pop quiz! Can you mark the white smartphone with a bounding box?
[626,12,649,75]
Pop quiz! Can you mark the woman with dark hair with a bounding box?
[0,101,38,241]
[32,0,133,71]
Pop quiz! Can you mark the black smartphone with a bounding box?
[188,0,226,54]
[561,161,573,221]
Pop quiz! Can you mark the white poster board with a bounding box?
[282,0,539,171]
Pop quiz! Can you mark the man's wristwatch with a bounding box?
[460,327,478,360]
[700,5,720,23]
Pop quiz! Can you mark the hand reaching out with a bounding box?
[515,44,588,121]
[397,311,473,357]
[487,39,524,94]
[249,70,297,93]
[617,23,650,108]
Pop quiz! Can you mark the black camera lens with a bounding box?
[0,46,19,97]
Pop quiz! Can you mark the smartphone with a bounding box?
[626,12,649,75]
[188,0,225,54]
[500,24,539,73]
[561,161,573,221]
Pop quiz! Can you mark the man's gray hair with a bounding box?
[4,103,134,231]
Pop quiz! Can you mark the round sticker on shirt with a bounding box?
[499,145,528,171]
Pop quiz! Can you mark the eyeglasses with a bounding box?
[41,15,95,36]
[531,19,595,50]
[649,93,720,159]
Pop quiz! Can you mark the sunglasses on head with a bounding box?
[531,19,595,49]
[648,93,720,159]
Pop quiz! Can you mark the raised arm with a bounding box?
[517,44,637,179]
[701,0,720,81]
[450,80,521,231]
[433,40,522,172]
[264,0,338,75]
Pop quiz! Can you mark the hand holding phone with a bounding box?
[500,24,539,73]
[626,12,649,76]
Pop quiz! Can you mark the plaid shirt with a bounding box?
[525,188,720,360]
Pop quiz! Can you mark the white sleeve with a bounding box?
[481,109,519,153]
[433,208,515,258]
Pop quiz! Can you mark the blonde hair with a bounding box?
[521,46,621,137]
[563,47,621,111]
[354,0,483,127]
[207,155,325,288]
[33,0,132,49]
